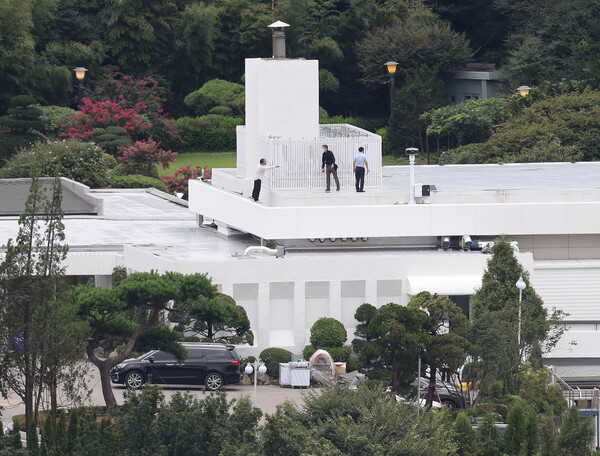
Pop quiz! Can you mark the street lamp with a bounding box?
[516,276,527,352]
[385,61,399,111]
[405,147,419,205]
[73,67,88,106]
[245,361,267,407]
[517,85,531,97]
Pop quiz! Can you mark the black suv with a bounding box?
[110,343,241,391]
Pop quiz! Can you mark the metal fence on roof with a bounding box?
[261,124,382,190]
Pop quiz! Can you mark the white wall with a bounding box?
[243,58,320,180]
[123,245,532,355]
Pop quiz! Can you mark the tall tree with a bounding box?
[75,271,185,407]
[368,303,428,394]
[469,237,559,397]
[408,291,469,407]
[0,161,78,427]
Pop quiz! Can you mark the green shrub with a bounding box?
[36,105,76,134]
[0,95,44,133]
[303,345,316,360]
[309,317,347,348]
[176,115,243,151]
[0,133,40,165]
[346,355,362,372]
[92,126,132,155]
[259,347,292,380]
[357,379,387,391]
[376,127,392,155]
[0,140,110,188]
[326,346,351,362]
[110,175,169,192]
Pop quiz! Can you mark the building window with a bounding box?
[463,93,479,101]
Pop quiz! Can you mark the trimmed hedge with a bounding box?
[309,317,347,348]
[259,347,292,380]
[176,115,242,152]
[110,175,169,193]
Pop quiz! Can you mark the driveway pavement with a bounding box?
[1,368,307,425]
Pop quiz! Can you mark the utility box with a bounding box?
[414,184,423,198]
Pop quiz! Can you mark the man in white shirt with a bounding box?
[353,147,369,192]
[252,159,279,201]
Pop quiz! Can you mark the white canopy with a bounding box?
[406,275,482,296]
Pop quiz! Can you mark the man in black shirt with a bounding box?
[321,145,340,192]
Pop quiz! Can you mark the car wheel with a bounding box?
[125,371,145,389]
[205,372,224,391]
[441,399,457,410]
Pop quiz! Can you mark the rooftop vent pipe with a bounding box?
[268,21,290,59]
[243,245,285,258]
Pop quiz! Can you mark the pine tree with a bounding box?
[540,412,557,456]
[55,411,68,456]
[504,401,527,456]
[66,409,79,456]
[40,414,55,456]
[27,420,39,456]
[477,413,501,456]
[557,406,594,455]
[469,237,552,396]
[11,419,22,449]
[454,411,476,455]
[525,410,540,455]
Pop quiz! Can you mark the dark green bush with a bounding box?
[92,126,132,155]
[0,140,110,188]
[0,95,44,133]
[176,115,243,152]
[309,317,347,348]
[0,133,39,165]
[259,347,292,380]
[347,355,362,372]
[110,175,169,192]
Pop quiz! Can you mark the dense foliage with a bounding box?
[110,175,169,193]
[258,348,292,380]
[441,91,600,164]
[0,140,111,188]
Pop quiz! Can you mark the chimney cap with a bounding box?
[268,20,290,28]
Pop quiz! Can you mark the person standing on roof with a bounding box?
[321,145,340,192]
[353,146,369,193]
[252,159,279,202]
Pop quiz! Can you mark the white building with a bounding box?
[1,28,599,383]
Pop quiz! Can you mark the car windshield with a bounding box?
[138,351,157,360]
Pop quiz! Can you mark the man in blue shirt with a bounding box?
[353,147,369,192]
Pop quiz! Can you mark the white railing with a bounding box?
[261,124,382,191]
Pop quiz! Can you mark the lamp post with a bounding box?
[385,61,399,112]
[73,67,88,106]
[405,147,418,205]
[516,276,527,356]
[517,85,531,97]
[245,361,267,407]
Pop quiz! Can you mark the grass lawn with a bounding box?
[159,151,236,177]
[160,152,429,176]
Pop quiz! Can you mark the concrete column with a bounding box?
[365,279,377,307]
[293,281,306,349]
[329,280,342,321]
[257,282,270,350]
[481,80,488,99]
